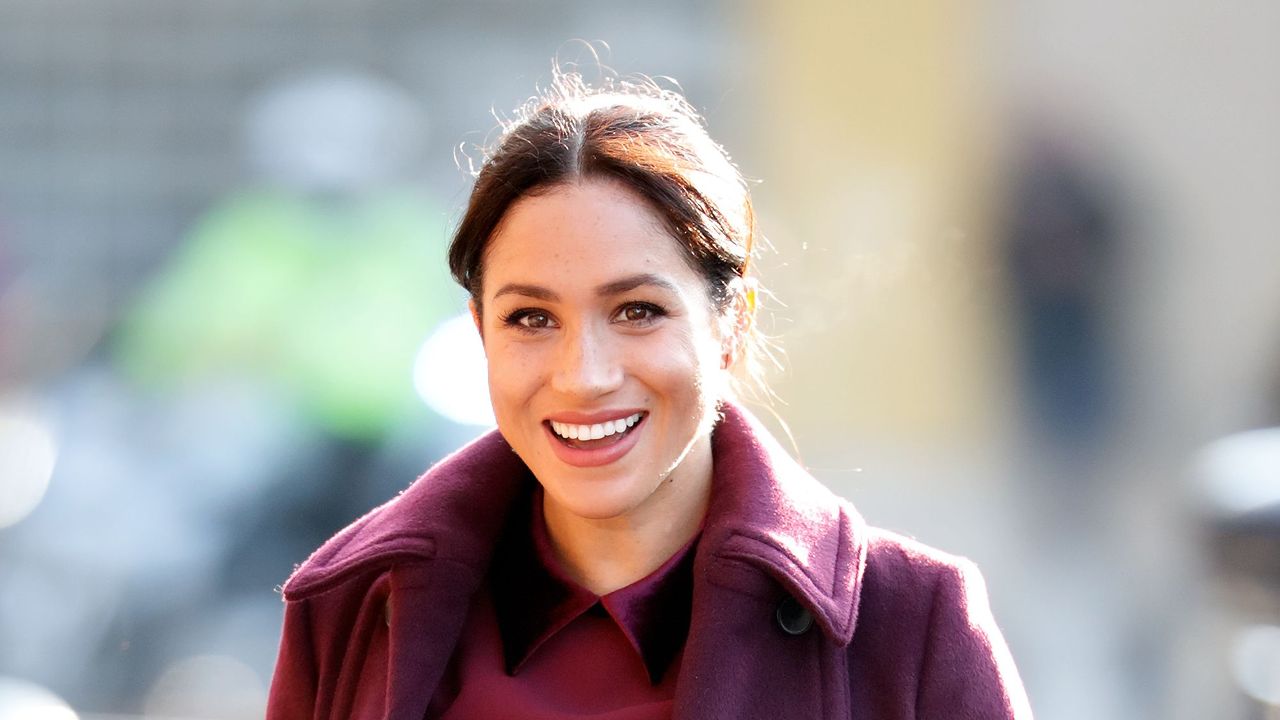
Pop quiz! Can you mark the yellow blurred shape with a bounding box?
[747,0,1007,450]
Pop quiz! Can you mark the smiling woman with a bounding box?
[477,179,725,596]
[266,72,1032,719]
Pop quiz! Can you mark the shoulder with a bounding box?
[862,527,981,597]
[854,527,979,643]
[849,528,1032,718]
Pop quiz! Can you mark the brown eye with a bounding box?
[614,302,666,326]
[623,305,651,322]
[501,308,557,332]
[520,312,551,328]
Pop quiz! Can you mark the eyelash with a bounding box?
[613,301,667,327]
[498,302,668,333]
[499,308,556,333]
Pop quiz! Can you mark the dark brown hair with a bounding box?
[448,72,772,394]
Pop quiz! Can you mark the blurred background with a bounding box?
[2,0,1279,718]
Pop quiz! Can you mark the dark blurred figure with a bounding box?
[1004,123,1119,457]
[997,117,1153,720]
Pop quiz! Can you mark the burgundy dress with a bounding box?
[430,488,697,719]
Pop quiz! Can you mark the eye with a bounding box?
[613,302,666,327]
[521,312,551,329]
[500,308,557,332]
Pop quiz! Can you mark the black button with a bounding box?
[775,596,813,636]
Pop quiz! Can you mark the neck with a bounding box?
[542,435,714,595]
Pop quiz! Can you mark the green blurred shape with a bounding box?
[114,188,459,441]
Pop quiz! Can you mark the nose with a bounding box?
[550,322,624,399]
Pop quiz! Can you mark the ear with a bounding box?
[468,298,485,346]
[720,277,757,370]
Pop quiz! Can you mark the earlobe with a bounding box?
[720,329,744,370]
[720,278,756,370]
[468,299,484,342]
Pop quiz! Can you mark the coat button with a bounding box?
[775,596,813,636]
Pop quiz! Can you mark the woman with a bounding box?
[266,73,1031,719]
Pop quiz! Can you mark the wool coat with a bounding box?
[266,403,1032,719]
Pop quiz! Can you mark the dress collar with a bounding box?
[491,488,698,684]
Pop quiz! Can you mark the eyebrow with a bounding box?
[491,273,680,301]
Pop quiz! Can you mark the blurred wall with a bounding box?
[748,0,1006,450]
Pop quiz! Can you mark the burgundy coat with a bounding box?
[267,404,1032,719]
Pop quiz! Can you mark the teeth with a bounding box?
[551,413,643,441]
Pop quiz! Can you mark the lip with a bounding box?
[543,411,647,468]
[544,408,647,425]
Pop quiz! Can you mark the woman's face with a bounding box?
[475,178,729,526]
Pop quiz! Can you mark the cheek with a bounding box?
[645,327,727,405]
[483,341,543,407]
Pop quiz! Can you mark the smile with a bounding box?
[543,412,648,467]
[549,412,644,442]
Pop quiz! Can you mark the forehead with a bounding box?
[482,179,703,295]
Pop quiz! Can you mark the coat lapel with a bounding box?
[384,561,480,720]
[674,563,851,719]
[670,404,867,719]
[285,430,531,719]
[382,434,531,719]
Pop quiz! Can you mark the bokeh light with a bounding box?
[413,312,495,427]
[1231,625,1280,707]
[0,677,77,720]
[143,654,266,720]
[245,70,428,194]
[1197,427,1280,515]
[0,400,58,530]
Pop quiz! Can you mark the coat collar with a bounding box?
[701,403,867,645]
[282,402,867,646]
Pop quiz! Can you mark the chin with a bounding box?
[541,473,656,521]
